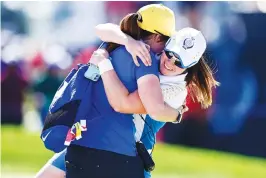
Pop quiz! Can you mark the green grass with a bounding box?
[153,144,266,177]
[2,125,266,178]
[1,126,54,173]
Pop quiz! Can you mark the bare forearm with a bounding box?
[143,92,180,122]
[150,103,179,122]
[101,70,146,114]
[138,75,179,122]
[101,69,180,120]
[95,23,128,45]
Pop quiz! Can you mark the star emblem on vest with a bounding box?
[183,37,195,50]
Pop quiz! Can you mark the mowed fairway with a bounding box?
[2,125,266,178]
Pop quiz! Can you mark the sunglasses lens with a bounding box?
[165,51,183,68]
[165,51,172,59]
[174,60,182,67]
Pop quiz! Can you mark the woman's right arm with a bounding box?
[95,23,151,66]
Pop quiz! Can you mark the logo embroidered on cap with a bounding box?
[183,37,195,50]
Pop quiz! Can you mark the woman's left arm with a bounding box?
[90,49,147,114]
[101,70,146,114]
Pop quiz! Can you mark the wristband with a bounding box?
[98,58,114,75]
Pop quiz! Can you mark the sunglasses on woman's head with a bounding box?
[165,51,184,68]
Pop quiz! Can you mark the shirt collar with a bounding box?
[159,72,187,85]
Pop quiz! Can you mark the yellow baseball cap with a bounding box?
[137,4,176,37]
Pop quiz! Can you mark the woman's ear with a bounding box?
[154,34,168,43]
[154,34,162,42]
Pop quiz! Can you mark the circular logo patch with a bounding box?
[183,37,195,50]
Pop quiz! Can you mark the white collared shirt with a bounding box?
[159,73,187,109]
[133,73,188,143]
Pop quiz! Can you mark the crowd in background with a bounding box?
[1,1,266,158]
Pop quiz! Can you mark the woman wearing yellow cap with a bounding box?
[63,4,179,178]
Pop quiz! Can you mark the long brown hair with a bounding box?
[106,13,169,53]
[186,55,220,109]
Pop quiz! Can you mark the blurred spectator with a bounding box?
[1,60,8,81]
[1,62,28,125]
[105,1,137,24]
[52,1,107,48]
[71,46,97,66]
[1,1,266,157]
[1,2,27,34]
[197,2,255,134]
[32,65,63,124]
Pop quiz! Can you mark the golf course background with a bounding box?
[2,126,266,178]
[2,2,266,178]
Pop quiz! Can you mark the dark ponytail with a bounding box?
[106,13,156,53]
